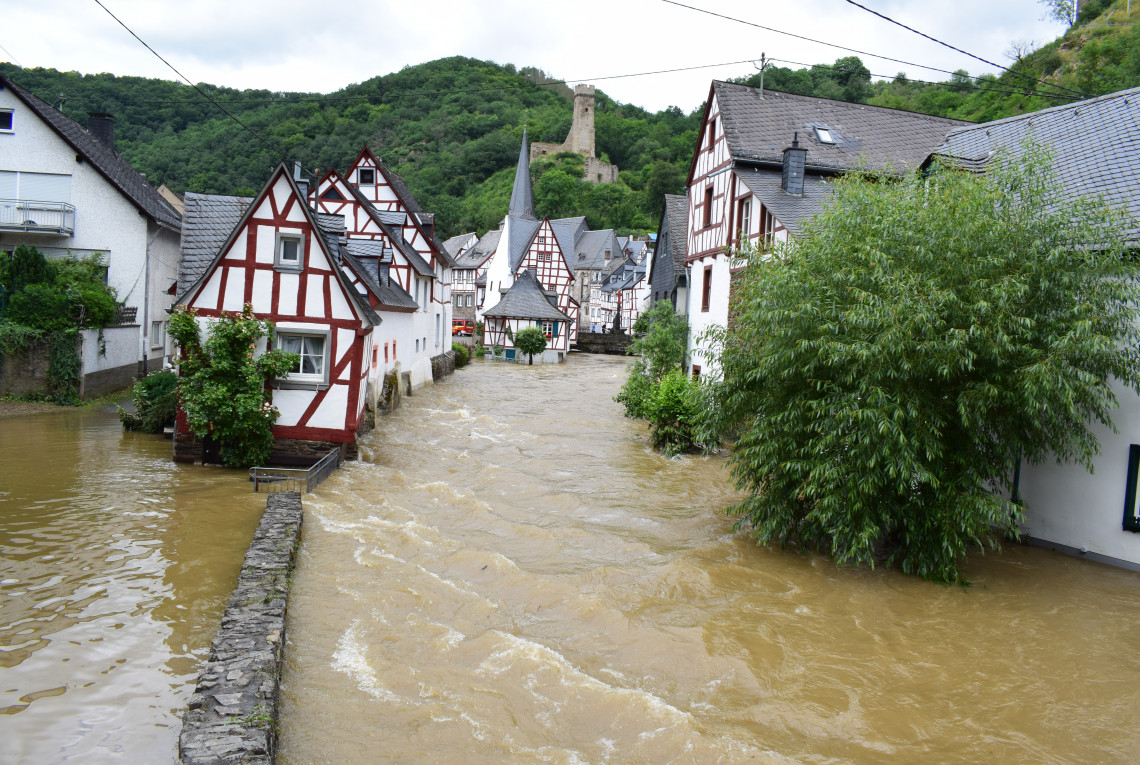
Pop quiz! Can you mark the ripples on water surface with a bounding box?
[279,354,1140,763]
[0,406,263,762]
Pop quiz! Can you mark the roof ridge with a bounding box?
[713,79,969,125]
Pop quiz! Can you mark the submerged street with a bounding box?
[278,354,1140,763]
[3,355,1140,762]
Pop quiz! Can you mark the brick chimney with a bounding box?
[781,132,807,196]
[87,113,115,152]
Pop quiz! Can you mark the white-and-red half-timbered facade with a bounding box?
[175,164,379,456]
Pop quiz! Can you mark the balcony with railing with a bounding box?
[0,199,76,235]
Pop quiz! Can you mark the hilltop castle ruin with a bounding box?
[530,85,619,184]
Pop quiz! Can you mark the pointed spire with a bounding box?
[509,127,535,219]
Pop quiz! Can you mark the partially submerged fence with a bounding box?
[249,448,340,494]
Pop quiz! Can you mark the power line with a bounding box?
[0,41,23,68]
[91,0,296,168]
[767,57,1075,102]
[658,0,1079,98]
[841,0,1086,98]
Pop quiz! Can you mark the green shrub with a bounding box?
[646,369,702,457]
[451,341,469,368]
[615,362,654,419]
[513,326,547,364]
[119,371,178,433]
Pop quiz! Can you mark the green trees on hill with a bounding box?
[0,57,700,237]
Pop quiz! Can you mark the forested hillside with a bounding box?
[733,0,1140,122]
[2,1,1136,238]
[0,58,700,237]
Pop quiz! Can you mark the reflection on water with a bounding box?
[280,354,1140,763]
[0,407,263,762]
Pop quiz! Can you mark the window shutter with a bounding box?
[552,322,559,338]
[20,172,71,203]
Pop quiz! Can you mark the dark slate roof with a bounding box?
[442,232,477,259]
[340,249,418,311]
[735,168,830,238]
[507,215,542,272]
[711,81,966,175]
[663,194,688,272]
[2,74,182,232]
[571,229,618,271]
[509,128,536,219]
[343,239,391,261]
[315,212,346,233]
[342,181,437,277]
[457,229,500,270]
[482,270,570,321]
[930,85,1140,245]
[177,192,252,294]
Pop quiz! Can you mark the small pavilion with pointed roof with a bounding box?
[482,269,572,363]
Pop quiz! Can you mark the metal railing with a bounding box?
[249,448,341,494]
[0,199,76,235]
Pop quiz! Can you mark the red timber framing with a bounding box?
[177,163,372,444]
[313,169,422,299]
[343,147,448,287]
[515,218,580,343]
[686,88,733,265]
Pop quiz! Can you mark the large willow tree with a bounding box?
[710,148,1140,583]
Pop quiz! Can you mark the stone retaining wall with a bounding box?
[574,331,632,355]
[178,493,303,764]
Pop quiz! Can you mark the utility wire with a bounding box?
[658,0,1078,97]
[0,41,24,68]
[92,0,296,168]
[842,0,1086,97]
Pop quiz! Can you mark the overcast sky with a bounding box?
[3,0,1067,112]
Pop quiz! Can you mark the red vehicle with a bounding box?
[452,319,474,336]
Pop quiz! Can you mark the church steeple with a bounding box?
[508,127,535,219]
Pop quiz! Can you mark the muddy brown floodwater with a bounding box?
[278,354,1140,763]
[0,406,263,762]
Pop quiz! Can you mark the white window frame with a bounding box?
[275,329,330,388]
[275,231,304,272]
[358,168,376,185]
[0,109,13,133]
[150,320,165,350]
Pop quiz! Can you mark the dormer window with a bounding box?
[358,168,375,185]
[814,127,835,144]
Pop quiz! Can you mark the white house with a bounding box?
[0,74,181,395]
[932,86,1140,571]
[681,80,963,379]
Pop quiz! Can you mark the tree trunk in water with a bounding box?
[528,354,533,365]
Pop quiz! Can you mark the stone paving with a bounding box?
[178,493,303,764]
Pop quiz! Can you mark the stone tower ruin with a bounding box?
[531,84,619,184]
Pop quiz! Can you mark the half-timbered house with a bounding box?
[174,163,380,462]
[482,270,572,363]
[683,81,964,378]
[312,154,452,391]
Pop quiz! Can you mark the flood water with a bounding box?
[0,406,263,762]
[279,354,1140,763]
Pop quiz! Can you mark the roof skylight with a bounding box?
[815,127,835,144]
